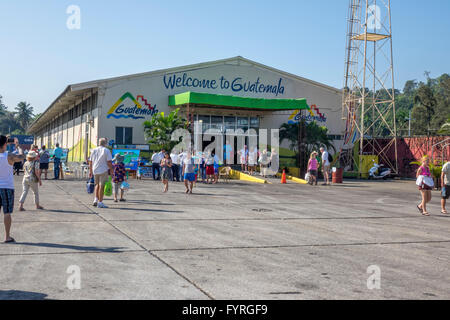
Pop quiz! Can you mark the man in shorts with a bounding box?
[89,138,113,208]
[320,147,330,185]
[1,136,25,243]
[39,145,50,180]
[441,161,450,215]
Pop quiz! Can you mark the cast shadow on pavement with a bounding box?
[0,290,48,300]
[13,242,126,253]
[106,207,183,213]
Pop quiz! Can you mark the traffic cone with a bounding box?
[281,170,287,184]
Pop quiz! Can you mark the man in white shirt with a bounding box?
[170,150,180,182]
[441,161,450,214]
[89,138,113,208]
[178,150,186,182]
[151,149,165,180]
[320,147,330,185]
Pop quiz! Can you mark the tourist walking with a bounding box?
[248,146,258,175]
[307,152,319,186]
[320,147,330,185]
[170,150,180,182]
[238,145,248,172]
[205,152,215,184]
[259,149,269,178]
[89,138,113,209]
[112,153,127,202]
[18,151,44,211]
[183,152,196,194]
[1,136,25,243]
[39,145,50,180]
[52,143,64,180]
[178,149,186,182]
[441,160,450,215]
[160,152,172,192]
[416,156,433,216]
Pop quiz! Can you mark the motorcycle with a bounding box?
[368,160,392,180]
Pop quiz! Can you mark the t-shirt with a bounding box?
[53,147,64,159]
[39,151,50,164]
[206,156,214,166]
[89,146,112,175]
[170,153,179,165]
[183,158,195,174]
[442,162,450,185]
[23,160,40,183]
[322,151,330,166]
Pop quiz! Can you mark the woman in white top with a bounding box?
[248,147,258,176]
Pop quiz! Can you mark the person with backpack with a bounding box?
[39,145,50,180]
[320,147,332,186]
[18,151,44,211]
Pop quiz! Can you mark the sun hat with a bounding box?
[27,151,37,159]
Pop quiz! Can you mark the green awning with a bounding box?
[168,91,309,111]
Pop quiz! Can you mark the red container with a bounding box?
[332,168,344,184]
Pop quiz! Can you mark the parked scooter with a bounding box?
[368,160,392,180]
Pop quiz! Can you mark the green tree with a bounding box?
[14,101,34,131]
[143,108,188,151]
[280,121,336,168]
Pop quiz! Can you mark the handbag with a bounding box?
[423,176,434,188]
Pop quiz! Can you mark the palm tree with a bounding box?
[15,101,34,131]
[143,108,188,151]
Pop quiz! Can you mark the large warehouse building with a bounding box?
[28,56,343,162]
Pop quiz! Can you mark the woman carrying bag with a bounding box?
[416,156,434,216]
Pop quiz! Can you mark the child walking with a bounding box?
[112,154,127,202]
[18,151,44,211]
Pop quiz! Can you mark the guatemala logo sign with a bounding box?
[287,104,327,124]
[107,92,158,119]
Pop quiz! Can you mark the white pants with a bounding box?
[19,180,39,204]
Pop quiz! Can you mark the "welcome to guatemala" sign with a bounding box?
[163,73,285,97]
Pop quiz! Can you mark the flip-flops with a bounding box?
[417,204,423,214]
[4,237,15,243]
[441,210,448,215]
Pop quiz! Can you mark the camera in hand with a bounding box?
[7,138,15,143]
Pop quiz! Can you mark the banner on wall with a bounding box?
[112,149,140,170]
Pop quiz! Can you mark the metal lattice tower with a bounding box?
[341,0,398,175]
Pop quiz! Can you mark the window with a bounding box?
[224,116,236,132]
[198,115,210,132]
[115,127,133,145]
[237,117,249,131]
[210,116,224,132]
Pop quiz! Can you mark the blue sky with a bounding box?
[0,0,449,114]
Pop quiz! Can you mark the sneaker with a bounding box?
[93,201,98,207]
[97,202,108,208]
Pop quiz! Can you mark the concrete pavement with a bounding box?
[0,175,449,299]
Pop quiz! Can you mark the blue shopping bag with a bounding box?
[86,177,95,194]
[120,181,130,190]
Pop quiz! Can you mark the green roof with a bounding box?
[168,91,309,111]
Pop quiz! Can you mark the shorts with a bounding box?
[206,165,214,175]
[309,169,318,176]
[184,173,196,182]
[40,163,49,170]
[323,165,330,172]
[419,184,433,191]
[94,172,109,186]
[0,189,15,214]
[442,185,450,199]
